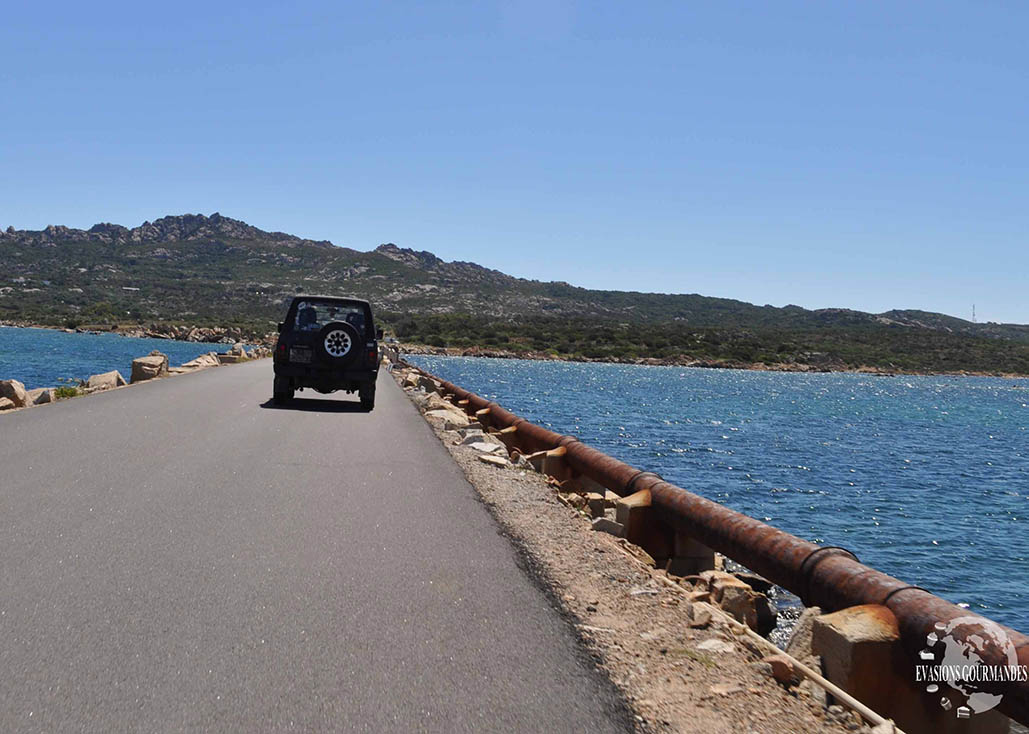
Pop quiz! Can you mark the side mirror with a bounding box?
[277,322,284,333]
[376,328,384,340]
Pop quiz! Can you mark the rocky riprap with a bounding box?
[0,343,270,413]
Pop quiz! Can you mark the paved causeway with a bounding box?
[0,361,630,732]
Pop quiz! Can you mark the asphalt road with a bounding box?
[0,361,631,733]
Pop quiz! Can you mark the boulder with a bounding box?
[733,571,774,594]
[564,493,587,510]
[0,397,15,411]
[216,352,245,364]
[229,342,247,355]
[423,393,453,413]
[131,351,169,383]
[27,387,57,405]
[0,379,29,407]
[700,570,773,633]
[760,654,797,685]
[785,606,822,659]
[754,594,778,637]
[717,584,762,631]
[180,352,220,369]
[417,375,440,393]
[689,603,714,628]
[86,370,127,390]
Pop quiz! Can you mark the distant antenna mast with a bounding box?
[972,304,976,323]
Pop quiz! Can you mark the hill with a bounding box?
[2,213,1028,374]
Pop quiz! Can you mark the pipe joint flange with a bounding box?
[624,470,663,495]
[798,545,861,607]
[880,584,932,607]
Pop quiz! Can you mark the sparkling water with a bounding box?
[410,355,1029,629]
[0,326,236,388]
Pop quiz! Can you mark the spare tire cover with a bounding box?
[316,321,362,366]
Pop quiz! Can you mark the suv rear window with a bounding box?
[292,299,370,336]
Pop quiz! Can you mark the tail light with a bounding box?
[276,343,287,361]
[367,347,377,365]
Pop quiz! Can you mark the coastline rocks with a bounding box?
[698,570,778,635]
[180,352,220,369]
[216,345,249,364]
[0,379,30,408]
[131,351,169,383]
[0,397,15,411]
[86,370,127,390]
[27,387,57,405]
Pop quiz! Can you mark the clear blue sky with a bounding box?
[3,2,1026,323]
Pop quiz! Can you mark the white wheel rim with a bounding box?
[324,330,352,357]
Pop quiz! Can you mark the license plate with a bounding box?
[289,347,312,364]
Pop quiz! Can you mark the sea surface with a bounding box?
[0,326,235,388]
[409,355,1029,630]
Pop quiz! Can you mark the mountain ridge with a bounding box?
[3,213,1028,373]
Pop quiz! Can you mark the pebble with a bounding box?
[697,638,734,654]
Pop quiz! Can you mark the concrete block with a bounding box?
[541,446,573,482]
[811,605,1011,734]
[591,518,625,537]
[615,489,671,564]
[585,492,606,518]
[666,533,716,576]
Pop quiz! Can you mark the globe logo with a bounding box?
[919,615,1019,717]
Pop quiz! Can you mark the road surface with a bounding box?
[0,361,631,732]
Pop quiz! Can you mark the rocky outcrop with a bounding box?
[0,397,15,411]
[4,212,334,249]
[0,379,30,408]
[131,351,169,383]
[86,370,127,390]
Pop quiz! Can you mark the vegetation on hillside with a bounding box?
[3,213,1028,374]
[387,313,1029,374]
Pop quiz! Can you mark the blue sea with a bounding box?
[409,356,1029,630]
[0,326,233,388]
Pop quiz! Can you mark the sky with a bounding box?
[2,1,1027,323]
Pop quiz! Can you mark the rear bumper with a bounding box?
[274,363,378,387]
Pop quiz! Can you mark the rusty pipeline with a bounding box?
[406,362,1029,723]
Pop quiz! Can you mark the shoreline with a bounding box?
[399,343,1029,380]
[1,329,269,413]
[6,321,1026,379]
[0,319,275,346]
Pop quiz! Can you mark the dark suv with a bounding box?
[273,296,382,410]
